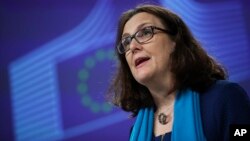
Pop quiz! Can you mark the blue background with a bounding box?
[1,0,250,140]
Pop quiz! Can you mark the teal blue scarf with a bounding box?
[130,89,206,141]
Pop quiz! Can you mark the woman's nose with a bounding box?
[129,38,142,53]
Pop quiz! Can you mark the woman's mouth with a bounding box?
[135,57,150,67]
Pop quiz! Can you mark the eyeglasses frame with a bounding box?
[117,26,173,54]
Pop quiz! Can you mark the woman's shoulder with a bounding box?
[201,79,250,112]
[209,79,245,90]
[202,80,249,100]
[200,80,250,140]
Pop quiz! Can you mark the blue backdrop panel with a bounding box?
[2,0,249,140]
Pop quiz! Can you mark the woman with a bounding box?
[109,4,250,141]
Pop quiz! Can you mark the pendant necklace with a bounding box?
[158,113,169,125]
[157,104,173,125]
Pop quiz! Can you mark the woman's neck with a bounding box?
[153,90,176,111]
[147,72,176,109]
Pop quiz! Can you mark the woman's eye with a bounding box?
[143,28,152,35]
[137,28,152,37]
[122,37,131,47]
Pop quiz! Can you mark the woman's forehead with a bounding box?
[122,12,163,34]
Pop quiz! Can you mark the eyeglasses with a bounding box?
[117,26,173,54]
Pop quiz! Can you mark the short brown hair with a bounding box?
[109,4,227,116]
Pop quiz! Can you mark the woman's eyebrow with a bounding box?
[121,33,130,39]
[136,23,151,30]
[121,22,152,38]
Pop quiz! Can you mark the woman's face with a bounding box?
[123,12,176,86]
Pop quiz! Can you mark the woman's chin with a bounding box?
[134,74,152,86]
